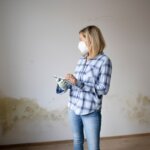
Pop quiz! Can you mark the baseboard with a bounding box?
[101,132,150,140]
[0,132,150,148]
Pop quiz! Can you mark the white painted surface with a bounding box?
[0,0,150,145]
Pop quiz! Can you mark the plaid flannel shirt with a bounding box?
[56,53,112,115]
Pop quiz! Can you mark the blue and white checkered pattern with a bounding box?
[56,53,112,115]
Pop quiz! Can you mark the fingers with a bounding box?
[65,74,77,85]
[65,74,73,80]
[65,74,70,79]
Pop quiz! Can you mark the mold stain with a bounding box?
[126,94,150,124]
[0,97,68,135]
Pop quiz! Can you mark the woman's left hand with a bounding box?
[65,74,77,85]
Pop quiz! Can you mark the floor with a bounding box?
[1,134,150,150]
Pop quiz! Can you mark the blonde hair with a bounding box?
[79,25,106,58]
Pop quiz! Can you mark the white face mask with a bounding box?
[78,41,88,56]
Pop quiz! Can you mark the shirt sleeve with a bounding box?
[76,58,112,95]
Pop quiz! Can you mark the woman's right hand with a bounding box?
[65,74,77,85]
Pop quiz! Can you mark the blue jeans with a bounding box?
[68,109,101,150]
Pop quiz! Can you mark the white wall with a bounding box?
[0,0,150,145]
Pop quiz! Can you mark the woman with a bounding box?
[56,25,112,150]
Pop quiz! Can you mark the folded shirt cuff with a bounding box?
[76,80,84,89]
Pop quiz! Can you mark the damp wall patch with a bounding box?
[125,94,150,124]
[0,97,68,135]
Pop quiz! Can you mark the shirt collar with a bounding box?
[81,52,104,60]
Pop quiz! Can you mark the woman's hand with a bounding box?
[65,74,77,85]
